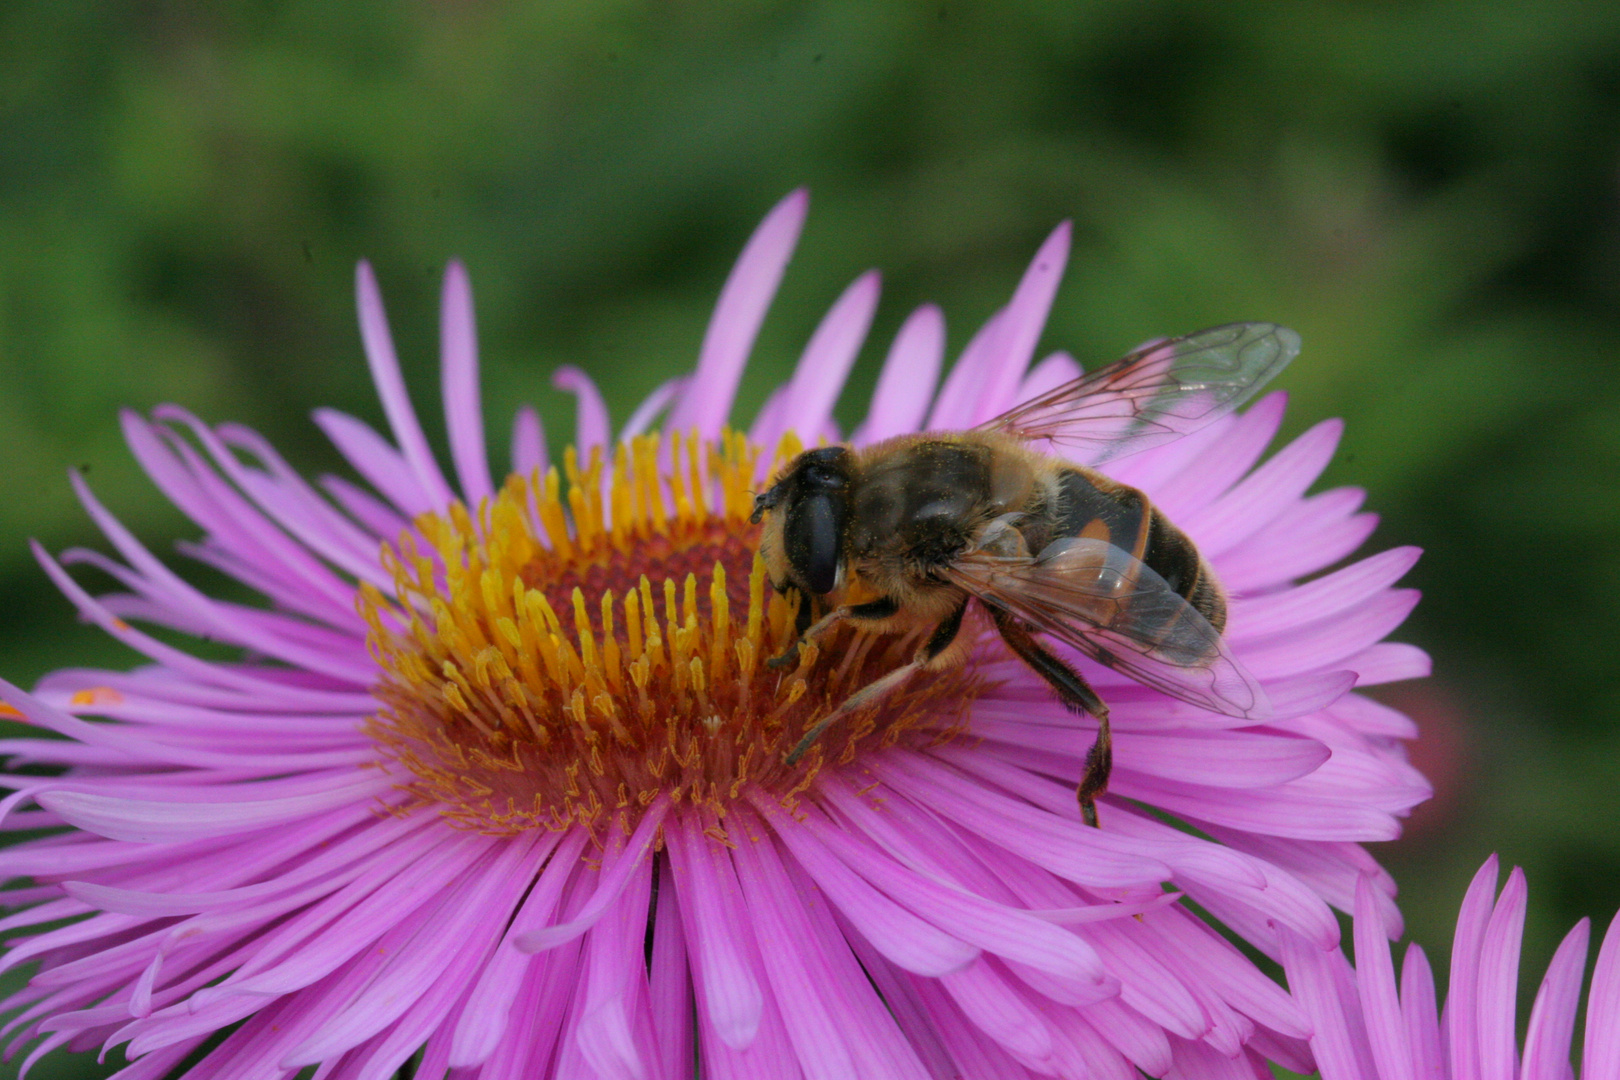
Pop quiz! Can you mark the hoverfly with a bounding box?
[751,322,1299,825]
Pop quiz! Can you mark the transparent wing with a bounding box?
[944,537,1271,720]
[976,322,1300,466]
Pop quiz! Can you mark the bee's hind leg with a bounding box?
[785,598,966,765]
[987,606,1112,828]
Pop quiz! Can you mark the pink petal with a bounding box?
[749,793,979,977]
[1238,590,1421,680]
[213,421,394,580]
[103,1041,197,1080]
[65,474,372,684]
[647,859,693,1080]
[1210,830,1400,938]
[1583,906,1620,1080]
[449,829,581,1066]
[1227,547,1422,641]
[551,366,611,464]
[478,907,585,1080]
[928,308,1006,430]
[37,772,394,844]
[796,797,1109,990]
[338,843,542,1080]
[1016,351,1081,405]
[1151,393,1287,519]
[1328,692,1421,740]
[312,408,436,517]
[1342,642,1431,686]
[1074,919,1206,1038]
[1521,917,1589,1080]
[840,932,987,1079]
[854,304,945,445]
[1112,730,1330,789]
[574,854,654,1080]
[354,261,454,509]
[182,831,489,1004]
[1353,875,1415,1080]
[1256,670,1360,722]
[620,376,688,440]
[318,473,409,540]
[1400,943,1445,1080]
[1280,928,1373,1080]
[868,752,1174,887]
[515,795,668,953]
[895,962,1035,1079]
[1447,854,1501,1079]
[939,957,1056,1065]
[965,222,1072,425]
[510,403,549,477]
[746,384,792,458]
[1082,995,1175,1075]
[0,675,311,773]
[61,805,420,917]
[726,820,869,1079]
[669,189,810,438]
[440,260,494,506]
[1138,904,1310,1040]
[663,813,763,1050]
[129,411,362,620]
[1045,1009,1135,1080]
[1163,1036,1269,1080]
[1475,866,1526,1080]
[1184,416,1341,550]
[777,852,940,1080]
[1213,490,1374,589]
[1106,407,1234,492]
[754,270,880,451]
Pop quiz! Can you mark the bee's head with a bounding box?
[751,446,853,597]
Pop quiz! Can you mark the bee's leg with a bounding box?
[987,606,1112,828]
[767,606,842,669]
[785,598,966,765]
[794,589,816,635]
[766,596,900,670]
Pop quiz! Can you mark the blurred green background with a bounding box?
[3,1,1620,1074]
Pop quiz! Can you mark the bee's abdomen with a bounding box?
[1047,467,1225,633]
[1143,513,1224,633]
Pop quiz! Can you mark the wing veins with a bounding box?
[977,322,1301,466]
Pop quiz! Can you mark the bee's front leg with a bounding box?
[765,596,900,670]
[785,598,967,765]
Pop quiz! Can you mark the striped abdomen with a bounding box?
[1023,466,1226,636]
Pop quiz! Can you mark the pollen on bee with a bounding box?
[361,430,979,836]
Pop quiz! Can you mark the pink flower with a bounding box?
[0,190,1427,1078]
[1282,855,1620,1080]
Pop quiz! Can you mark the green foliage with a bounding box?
[2,2,1619,1074]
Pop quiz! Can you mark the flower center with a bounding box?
[359,432,979,834]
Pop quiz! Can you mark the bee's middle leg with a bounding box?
[784,598,967,765]
[987,606,1112,828]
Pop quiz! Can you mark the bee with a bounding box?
[751,322,1301,826]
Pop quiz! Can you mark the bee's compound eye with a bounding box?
[786,492,844,595]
